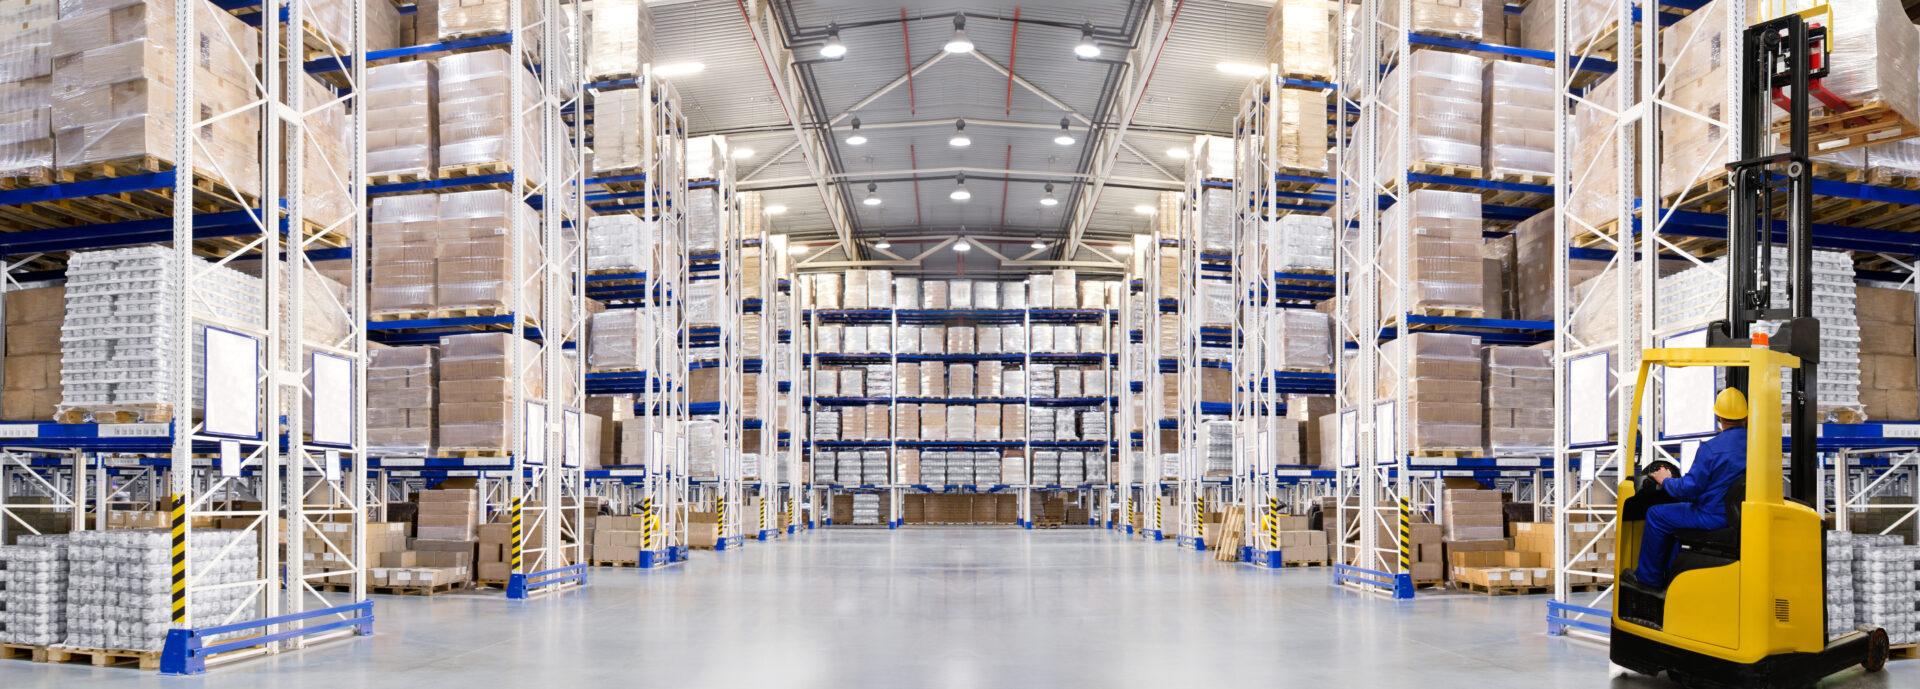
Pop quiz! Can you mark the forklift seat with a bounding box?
[1671,476,1745,572]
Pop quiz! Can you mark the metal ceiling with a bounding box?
[647,0,1278,272]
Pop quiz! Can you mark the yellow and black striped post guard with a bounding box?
[1397,496,1413,574]
[510,497,524,572]
[171,494,187,624]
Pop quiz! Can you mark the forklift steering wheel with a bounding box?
[1640,460,1681,495]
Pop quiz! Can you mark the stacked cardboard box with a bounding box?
[583,0,655,80]
[1485,347,1552,457]
[1264,0,1334,81]
[51,0,261,199]
[438,50,541,184]
[1567,74,1623,233]
[1382,0,1481,39]
[0,0,54,184]
[1481,60,1552,180]
[367,60,437,180]
[1857,286,1917,420]
[371,193,439,314]
[1269,309,1332,372]
[293,75,354,231]
[369,346,436,456]
[1381,189,1483,317]
[438,332,542,452]
[1371,517,1444,582]
[1441,488,1504,542]
[1512,211,1606,321]
[1513,521,1614,584]
[3,285,62,420]
[1449,549,1550,590]
[1378,332,1485,454]
[437,189,542,314]
[1377,50,1483,174]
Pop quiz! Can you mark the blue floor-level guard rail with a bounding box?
[160,600,373,675]
[1333,563,1414,599]
[507,563,589,599]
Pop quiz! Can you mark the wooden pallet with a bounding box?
[1,643,42,662]
[369,170,434,187]
[0,155,257,234]
[1279,559,1330,567]
[1411,578,1447,589]
[373,581,464,596]
[1409,448,1481,458]
[1891,643,1919,660]
[1458,581,1549,596]
[1772,100,1920,155]
[1572,21,1622,62]
[1662,174,1730,213]
[594,559,640,568]
[0,167,52,189]
[1382,307,1486,330]
[440,448,511,458]
[438,161,514,182]
[474,579,510,589]
[43,646,162,671]
[56,404,173,425]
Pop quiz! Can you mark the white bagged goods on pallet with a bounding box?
[865,364,892,397]
[1031,324,1054,352]
[921,279,949,308]
[1031,450,1059,485]
[1204,420,1233,477]
[1846,534,1920,645]
[1086,454,1108,482]
[973,280,998,309]
[843,269,870,308]
[585,213,654,271]
[685,135,727,180]
[1057,369,1082,398]
[920,325,945,354]
[949,405,976,441]
[1826,531,1859,638]
[862,450,889,485]
[587,310,645,371]
[812,454,837,483]
[1655,249,1862,418]
[811,274,842,308]
[1028,363,1057,397]
[1002,280,1028,309]
[978,325,1002,354]
[893,276,921,308]
[1000,455,1024,485]
[1053,408,1078,440]
[1376,50,1483,174]
[1161,452,1179,480]
[918,451,945,485]
[1051,269,1077,308]
[843,323,869,353]
[1380,189,1483,316]
[1084,368,1108,397]
[811,368,838,396]
[1079,324,1106,353]
[685,187,720,252]
[583,0,654,80]
[1059,451,1086,486]
[1003,369,1027,398]
[1029,404,1056,442]
[851,494,880,525]
[686,420,720,480]
[949,279,973,309]
[1267,214,1335,273]
[1028,274,1053,308]
[1081,411,1109,440]
[813,324,842,352]
[1200,279,1234,327]
[1200,188,1234,254]
[63,530,258,652]
[1002,323,1027,351]
[60,246,265,415]
[1079,281,1106,309]
[837,368,865,398]
[1482,60,1553,180]
[685,280,719,326]
[810,409,838,441]
[0,535,69,645]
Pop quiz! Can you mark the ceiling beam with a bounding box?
[737,0,853,251]
[1066,0,1184,254]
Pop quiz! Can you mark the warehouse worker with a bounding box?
[1634,388,1750,589]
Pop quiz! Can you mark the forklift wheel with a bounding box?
[1863,627,1890,673]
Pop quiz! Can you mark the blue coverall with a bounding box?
[1636,426,1748,588]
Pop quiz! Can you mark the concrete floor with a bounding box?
[4,528,1912,688]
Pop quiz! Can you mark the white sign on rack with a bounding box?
[1661,329,1716,440]
[203,328,260,440]
[325,449,341,482]
[310,352,354,447]
[1567,351,1610,448]
[220,440,242,477]
[524,401,547,463]
[563,410,581,468]
[0,424,38,438]
[1373,401,1396,464]
[1339,409,1358,468]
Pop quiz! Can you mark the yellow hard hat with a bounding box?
[1714,388,1748,421]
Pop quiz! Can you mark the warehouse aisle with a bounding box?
[5,529,1912,688]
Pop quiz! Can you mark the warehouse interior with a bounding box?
[1,0,1919,686]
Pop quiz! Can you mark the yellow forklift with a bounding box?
[1607,9,1890,688]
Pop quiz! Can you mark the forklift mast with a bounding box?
[1714,13,1823,504]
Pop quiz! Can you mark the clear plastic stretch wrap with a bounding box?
[1381,0,1481,40]
[1377,49,1483,173]
[1200,279,1234,327]
[1380,189,1484,316]
[1656,1,1730,199]
[367,60,437,180]
[1078,281,1106,309]
[0,536,69,645]
[59,247,264,414]
[438,0,538,40]
[686,187,720,252]
[371,193,438,313]
[437,50,542,185]
[1027,274,1053,308]
[1050,269,1077,309]
[1270,309,1332,372]
[949,279,973,309]
[369,346,436,456]
[436,189,543,314]
[588,310,643,371]
[62,530,258,652]
[589,88,647,172]
[1266,0,1334,81]
[584,0,654,80]
[1200,188,1235,254]
[1768,0,1918,147]
[1482,60,1553,180]
[1276,88,1329,172]
[810,273,842,308]
[50,0,260,197]
[307,0,401,55]
[972,280,998,309]
[1377,332,1483,454]
[893,277,921,308]
[686,420,720,480]
[586,213,653,272]
[0,0,55,179]
[1569,74,1622,232]
[296,75,354,232]
[437,332,542,450]
[1268,214,1335,273]
[1484,346,1552,457]
[1001,280,1027,309]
